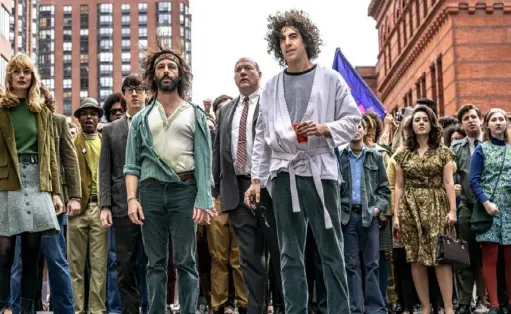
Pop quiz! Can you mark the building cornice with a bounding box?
[368,0,381,18]
[378,1,511,101]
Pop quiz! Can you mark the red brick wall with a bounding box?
[369,0,511,116]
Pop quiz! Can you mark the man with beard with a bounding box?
[124,47,215,314]
[99,74,151,314]
[69,98,109,314]
[451,104,486,314]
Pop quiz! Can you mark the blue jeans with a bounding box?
[9,214,74,314]
[107,229,122,313]
[342,212,385,314]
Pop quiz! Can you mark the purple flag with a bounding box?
[332,48,386,118]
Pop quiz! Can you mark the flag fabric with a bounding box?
[332,48,386,118]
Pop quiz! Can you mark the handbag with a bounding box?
[436,225,470,269]
[471,145,508,234]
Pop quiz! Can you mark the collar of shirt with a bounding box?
[347,144,366,159]
[238,89,260,105]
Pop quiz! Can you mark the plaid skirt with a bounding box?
[0,162,60,237]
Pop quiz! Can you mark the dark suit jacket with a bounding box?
[53,114,81,204]
[213,96,259,212]
[99,116,130,217]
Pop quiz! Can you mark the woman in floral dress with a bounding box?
[393,105,457,314]
[470,108,511,314]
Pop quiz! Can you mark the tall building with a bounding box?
[9,0,38,61]
[368,0,511,116]
[0,0,11,87]
[38,0,191,116]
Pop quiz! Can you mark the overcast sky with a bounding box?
[189,0,379,104]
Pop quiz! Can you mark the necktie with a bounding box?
[235,97,250,169]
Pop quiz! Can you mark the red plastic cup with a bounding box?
[293,123,308,143]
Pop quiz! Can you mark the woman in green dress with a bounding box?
[392,105,457,314]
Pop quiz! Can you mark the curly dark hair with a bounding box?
[265,10,322,67]
[140,38,192,100]
[103,92,125,122]
[362,111,382,145]
[443,125,466,147]
[405,105,443,151]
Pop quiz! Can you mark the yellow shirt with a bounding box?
[84,133,101,195]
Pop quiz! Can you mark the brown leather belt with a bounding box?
[351,204,362,212]
[89,195,98,203]
[145,172,195,184]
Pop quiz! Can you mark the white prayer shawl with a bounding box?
[251,65,361,229]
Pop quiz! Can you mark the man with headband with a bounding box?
[123,47,216,314]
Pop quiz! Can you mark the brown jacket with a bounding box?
[74,132,101,212]
[0,103,61,194]
[53,114,81,203]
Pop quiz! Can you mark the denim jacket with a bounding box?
[124,98,214,210]
[339,147,390,227]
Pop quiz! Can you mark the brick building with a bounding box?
[38,0,191,116]
[10,0,38,60]
[368,0,511,116]
[0,0,10,87]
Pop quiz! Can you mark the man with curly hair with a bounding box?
[123,46,216,314]
[245,10,361,314]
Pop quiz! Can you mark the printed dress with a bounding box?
[474,142,511,245]
[394,146,453,266]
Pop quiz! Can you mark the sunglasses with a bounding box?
[109,108,124,115]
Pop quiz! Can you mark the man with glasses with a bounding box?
[99,74,150,314]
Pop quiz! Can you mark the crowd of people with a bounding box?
[0,8,510,314]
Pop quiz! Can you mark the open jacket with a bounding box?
[339,147,390,227]
[0,100,60,195]
[74,132,101,213]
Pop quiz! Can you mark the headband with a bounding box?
[365,115,374,129]
[155,53,181,67]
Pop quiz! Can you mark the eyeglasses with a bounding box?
[109,108,124,115]
[125,87,145,94]
[10,68,32,76]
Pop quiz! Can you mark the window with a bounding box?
[99,15,112,24]
[63,79,72,89]
[158,2,171,11]
[0,6,10,39]
[436,56,444,116]
[99,28,113,35]
[63,42,72,51]
[40,6,54,12]
[122,39,130,49]
[122,52,130,62]
[63,54,71,62]
[80,5,88,14]
[63,6,72,14]
[180,2,184,12]
[138,3,147,12]
[420,74,427,98]
[100,64,113,73]
[100,39,112,49]
[159,13,171,25]
[122,4,130,12]
[100,77,113,88]
[180,26,184,37]
[430,64,437,106]
[100,89,112,98]
[139,39,147,47]
[122,28,130,37]
[80,29,89,36]
[80,54,88,62]
[122,64,131,73]
[139,14,147,24]
[41,79,54,89]
[63,65,72,77]
[122,15,130,24]
[80,90,88,98]
[99,53,113,62]
[99,3,113,13]
[139,27,147,37]
[180,14,184,24]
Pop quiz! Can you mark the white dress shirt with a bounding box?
[231,90,259,176]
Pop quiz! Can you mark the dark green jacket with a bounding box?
[451,138,476,205]
[339,147,390,227]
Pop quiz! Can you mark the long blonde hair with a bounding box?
[1,53,42,112]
